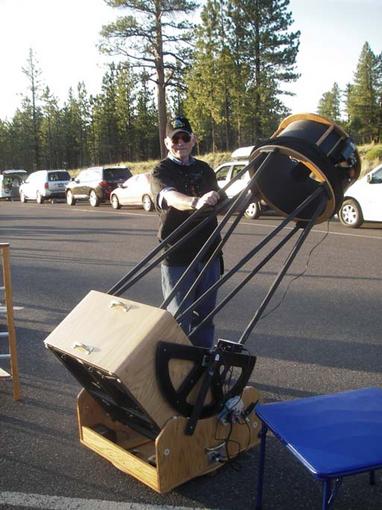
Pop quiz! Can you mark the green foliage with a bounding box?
[346,42,381,143]
[317,83,341,122]
[122,151,232,176]
[99,0,199,157]
[184,0,300,153]
[113,144,380,178]
[364,144,382,161]
[21,49,43,170]
[319,43,382,145]
[3,11,382,171]
[197,151,231,169]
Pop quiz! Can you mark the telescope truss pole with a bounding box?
[159,151,277,311]
[107,154,260,297]
[238,191,326,345]
[177,185,327,338]
[108,150,329,349]
[186,223,300,339]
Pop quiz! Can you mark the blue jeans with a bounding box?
[161,259,221,348]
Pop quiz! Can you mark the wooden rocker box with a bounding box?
[45,290,261,492]
[77,385,261,493]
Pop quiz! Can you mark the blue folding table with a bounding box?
[255,387,382,509]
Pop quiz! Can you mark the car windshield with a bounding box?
[104,168,132,181]
[48,171,70,181]
[215,166,230,180]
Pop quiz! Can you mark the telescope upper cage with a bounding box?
[248,113,360,224]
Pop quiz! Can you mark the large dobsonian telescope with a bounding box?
[45,114,360,492]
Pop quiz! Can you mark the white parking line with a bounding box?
[0,491,205,510]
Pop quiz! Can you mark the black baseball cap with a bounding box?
[166,116,193,138]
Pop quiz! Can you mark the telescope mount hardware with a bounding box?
[156,339,256,435]
[44,114,361,492]
[107,114,360,435]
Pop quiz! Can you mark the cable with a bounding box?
[212,345,255,469]
[259,219,330,321]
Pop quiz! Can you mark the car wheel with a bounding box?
[244,200,261,219]
[89,190,100,207]
[20,192,26,203]
[36,192,44,204]
[142,194,154,212]
[66,190,76,206]
[111,194,121,209]
[339,199,363,228]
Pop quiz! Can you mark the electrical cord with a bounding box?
[259,219,330,321]
[212,345,255,469]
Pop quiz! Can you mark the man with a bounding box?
[151,116,224,348]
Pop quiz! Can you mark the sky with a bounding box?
[0,0,381,121]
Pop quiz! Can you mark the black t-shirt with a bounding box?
[151,157,223,266]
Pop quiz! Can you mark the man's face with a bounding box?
[165,132,195,161]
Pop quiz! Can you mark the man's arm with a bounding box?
[164,190,220,211]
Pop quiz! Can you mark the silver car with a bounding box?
[110,173,154,211]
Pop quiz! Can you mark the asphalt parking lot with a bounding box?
[1,200,382,510]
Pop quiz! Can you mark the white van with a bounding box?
[214,146,268,219]
[19,170,71,204]
[0,169,27,200]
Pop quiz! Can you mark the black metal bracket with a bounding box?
[156,339,256,435]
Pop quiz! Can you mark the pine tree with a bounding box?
[21,49,43,170]
[99,0,198,157]
[0,121,9,169]
[8,100,36,171]
[39,87,63,169]
[227,0,300,141]
[76,82,92,167]
[374,51,382,142]
[90,65,121,163]
[185,0,233,152]
[185,0,300,151]
[347,42,380,143]
[114,64,137,161]
[135,72,159,160]
[317,82,342,122]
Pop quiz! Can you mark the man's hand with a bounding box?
[195,190,220,209]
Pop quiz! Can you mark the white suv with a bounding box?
[19,170,71,204]
[338,163,382,228]
[214,146,267,219]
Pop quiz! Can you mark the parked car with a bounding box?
[19,169,71,203]
[0,169,27,200]
[110,173,154,211]
[214,146,268,219]
[66,166,132,207]
[338,163,382,228]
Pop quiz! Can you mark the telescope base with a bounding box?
[77,386,262,493]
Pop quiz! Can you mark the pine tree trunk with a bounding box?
[155,2,167,158]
